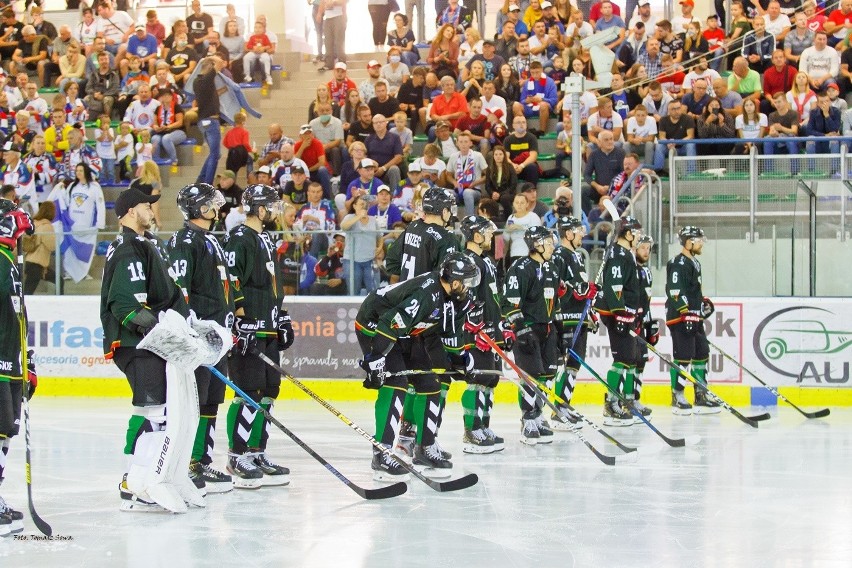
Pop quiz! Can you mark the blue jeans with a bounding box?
[764,139,800,174]
[344,259,376,295]
[460,187,481,215]
[401,50,419,68]
[805,139,841,172]
[653,142,697,173]
[100,158,116,183]
[197,118,221,184]
[152,130,187,164]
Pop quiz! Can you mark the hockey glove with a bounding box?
[682,311,702,335]
[126,308,158,337]
[701,297,715,319]
[515,326,534,353]
[572,282,599,301]
[359,355,387,389]
[233,317,260,356]
[463,302,485,336]
[277,308,295,351]
[614,311,636,335]
[644,320,660,346]
[557,281,567,298]
[587,309,601,333]
[498,320,515,351]
[0,208,33,248]
[25,350,37,400]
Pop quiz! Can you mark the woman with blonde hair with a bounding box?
[786,71,817,126]
[459,27,483,68]
[427,24,460,78]
[308,83,340,122]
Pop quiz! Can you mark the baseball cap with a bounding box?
[638,0,650,5]
[115,188,160,218]
[332,232,346,239]
[508,4,521,11]
[680,0,694,5]
[826,81,840,90]
[367,60,381,68]
[135,23,145,31]
[436,120,451,129]
[299,124,313,134]
[482,38,495,46]
[291,165,307,174]
[1,141,20,153]
[377,184,391,193]
[408,162,422,172]
[334,61,347,70]
[540,0,553,8]
[257,165,272,175]
[360,158,378,168]
[218,169,236,180]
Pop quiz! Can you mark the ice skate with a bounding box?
[226,452,263,489]
[0,512,10,537]
[433,439,452,460]
[412,443,453,478]
[252,451,291,486]
[482,427,505,451]
[534,412,554,443]
[0,496,23,533]
[693,388,722,415]
[118,474,169,513]
[671,390,693,416]
[520,412,540,445]
[624,394,649,424]
[462,429,495,454]
[394,423,415,464]
[191,460,233,494]
[551,405,582,431]
[371,444,411,482]
[603,395,633,426]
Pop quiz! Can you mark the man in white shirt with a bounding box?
[628,0,657,40]
[96,1,134,55]
[480,80,508,129]
[763,1,792,43]
[671,0,696,35]
[271,143,309,189]
[799,30,840,91]
[443,131,487,215]
[565,10,594,44]
[123,83,161,135]
[683,56,722,98]
[586,97,624,157]
[624,104,657,163]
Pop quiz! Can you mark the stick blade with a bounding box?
[601,197,620,220]
[357,482,408,500]
[430,473,479,492]
[805,408,831,419]
[749,412,772,422]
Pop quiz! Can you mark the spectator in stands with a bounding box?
[787,71,818,126]
[221,19,245,67]
[242,20,274,85]
[310,233,347,295]
[93,114,116,184]
[52,161,104,281]
[764,91,800,159]
[30,7,57,41]
[145,10,166,45]
[166,33,198,88]
[96,1,134,56]
[85,37,115,77]
[308,83,340,122]
[458,26,483,68]
[825,0,852,47]
[257,123,290,167]
[799,31,840,92]
[734,98,767,154]
[514,61,556,137]
[503,192,541,266]
[618,21,645,71]
[218,3,245,37]
[495,63,521,108]
[463,61,488,103]
[411,142,446,185]
[201,30,229,64]
[432,119,458,157]
[186,0,214,54]
[703,15,726,71]
[368,183,404,232]
[785,11,815,67]
[85,51,119,118]
[455,98,491,152]
[16,82,48,135]
[271,143,309,189]
[44,108,73,160]
[309,101,345,176]
[485,144,517,219]
[741,17,774,75]
[682,78,712,119]
[296,180,337,255]
[56,40,85,92]
[21,199,56,294]
[683,56,720,97]
[365,113,403,190]
[281,165,310,206]
[328,62,357,108]
[762,1,791,43]
[437,0,474,35]
[192,57,221,184]
[827,81,847,112]
[594,0,626,50]
[358,60,383,104]
[368,80,401,119]
[804,0,827,33]
[295,123,333,199]
[655,20,683,64]
[805,91,842,157]
[44,25,73,87]
[388,13,419,68]
[11,26,48,87]
[443,131,486,213]
[587,97,624,155]
[759,50,796,116]
[73,8,97,54]
[397,67,425,127]
[2,142,35,211]
[505,3,529,39]
[671,0,696,35]
[713,77,744,118]
[728,57,762,105]
[696,97,736,156]
[347,104,375,147]
[381,48,410,97]
[123,83,160,136]
[652,99,696,174]
[25,134,59,200]
[496,20,520,62]
[582,130,624,213]
[391,111,413,158]
[0,9,23,62]
[119,24,159,76]
[624,104,657,164]
[464,39,505,82]
[320,0,348,73]
[128,161,163,227]
[151,88,186,167]
[428,24,460,78]
[637,37,663,79]
[339,88,362,140]
[504,115,539,185]
[643,80,673,122]
[480,79,508,135]
[340,194,381,295]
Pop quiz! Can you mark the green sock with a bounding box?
[624,367,635,396]
[607,363,627,394]
[124,415,148,455]
[247,399,271,448]
[671,360,690,390]
[191,416,209,462]
[461,384,477,430]
[413,393,427,444]
[226,398,241,450]
[692,360,707,384]
[374,386,396,443]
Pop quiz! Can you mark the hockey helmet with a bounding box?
[440,251,481,294]
[0,198,33,248]
[637,234,654,246]
[459,214,497,243]
[678,225,705,245]
[177,183,225,220]
[617,216,643,239]
[557,215,584,236]
[421,186,456,216]
[524,225,556,252]
[0,198,15,218]
[242,184,283,217]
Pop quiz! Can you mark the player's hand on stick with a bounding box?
[359,355,387,389]
[644,320,660,346]
[233,317,260,355]
[26,350,37,399]
[700,297,715,318]
[498,320,515,351]
[277,308,294,351]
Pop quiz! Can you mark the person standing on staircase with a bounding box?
[193,57,223,185]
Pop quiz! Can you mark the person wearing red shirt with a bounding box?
[454,98,491,153]
[761,49,797,115]
[428,74,469,139]
[702,15,726,71]
[824,0,852,46]
[657,54,685,97]
[294,124,333,199]
[242,21,273,85]
[327,62,357,107]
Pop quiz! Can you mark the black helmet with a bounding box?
[440,251,481,298]
[177,183,224,220]
[617,216,643,238]
[557,215,584,236]
[524,225,555,251]
[0,198,15,217]
[459,214,496,242]
[678,225,705,245]
[421,186,456,216]
[242,184,281,216]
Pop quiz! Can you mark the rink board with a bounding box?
[27,296,852,406]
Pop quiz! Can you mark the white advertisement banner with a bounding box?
[23,296,852,387]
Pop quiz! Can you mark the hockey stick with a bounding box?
[566,346,700,447]
[706,339,830,419]
[16,237,52,536]
[630,332,768,428]
[478,332,638,465]
[385,369,502,378]
[204,365,406,500]
[250,351,479,493]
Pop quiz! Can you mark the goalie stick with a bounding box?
[478,333,638,466]
[706,339,830,420]
[630,332,769,428]
[251,350,479,493]
[17,238,52,537]
[204,365,406,501]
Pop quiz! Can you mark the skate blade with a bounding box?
[203,481,235,494]
[260,474,291,487]
[671,407,693,416]
[550,422,581,431]
[119,499,171,513]
[692,407,722,415]
[232,479,263,489]
[519,437,539,446]
[373,470,411,483]
[462,444,495,454]
[412,465,453,479]
[0,525,10,538]
[8,520,23,534]
[603,418,632,427]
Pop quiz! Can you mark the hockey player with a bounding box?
[458,215,507,453]
[666,226,720,415]
[384,186,459,459]
[633,234,656,418]
[100,188,191,511]
[501,225,561,445]
[596,216,643,426]
[550,215,597,430]
[224,184,294,488]
[169,183,235,493]
[356,252,478,479]
[0,199,33,534]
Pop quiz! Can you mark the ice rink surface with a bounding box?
[0,398,849,568]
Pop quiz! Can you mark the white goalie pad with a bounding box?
[138,310,231,372]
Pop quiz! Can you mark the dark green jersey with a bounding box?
[502,256,560,327]
[552,244,590,324]
[168,222,236,328]
[224,224,282,335]
[597,243,641,316]
[0,246,23,381]
[462,248,503,326]
[385,219,459,280]
[638,263,653,321]
[100,227,187,356]
[355,272,465,355]
[665,253,703,323]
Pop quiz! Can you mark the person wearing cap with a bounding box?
[52,161,104,281]
[1,141,36,214]
[345,157,383,212]
[358,60,383,105]
[504,4,529,40]
[393,160,425,216]
[462,39,506,83]
[799,31,840,91]
[367,183,403,230]
[118,23,159,76]
[10,25,48,87]
[627,1,655,39]
[254,164,274,188]
[294,123,333,200]
[670,0,696,35]
[540,1,566,34]
[100,187,190,510]
[281,165,310,206]
[327,62,356,107]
